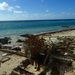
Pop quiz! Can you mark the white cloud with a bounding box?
[31,13,52,19]
[44,13,51,17]
[32,13,42,16]
[0,12,75,21]
[0,2,14,11]
[14,10,24,14]
[15,5,20,8]
[14,10,27,14]
[0,13,30,21]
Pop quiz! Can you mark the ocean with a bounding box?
[0,19,75,37]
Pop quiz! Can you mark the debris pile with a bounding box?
[10,35,75,75]
[40,36,75,75]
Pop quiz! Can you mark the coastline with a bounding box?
[0,27,75,41]
[34,27,75,36]
[0,27,75,75]
[0,19,75,38]
[0,27,75,56]
[0,27,75,44]
[1,27,75,56]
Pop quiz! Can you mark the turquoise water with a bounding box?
[0,19,75,37]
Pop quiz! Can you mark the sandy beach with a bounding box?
[0,29,75,75]
[0,54,26,75]
[51,30,75,36]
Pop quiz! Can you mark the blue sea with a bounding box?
[0,19,75,37]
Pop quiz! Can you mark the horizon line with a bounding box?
[0,19,75,22]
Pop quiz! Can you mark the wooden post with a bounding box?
[34,61,36,69]
[37,62,40,71]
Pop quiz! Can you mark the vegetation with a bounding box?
[24,35,75,75]
[24,35,49,70]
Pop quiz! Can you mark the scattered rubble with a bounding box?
[9,35,75,75]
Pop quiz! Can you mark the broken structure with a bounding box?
[10,35,75,75]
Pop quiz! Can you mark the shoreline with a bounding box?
[34,28,75,36]
[0,28,75,45]
[0,27,75,45]
[0,27,75,39]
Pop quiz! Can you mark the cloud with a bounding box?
[0,12,30,21]
[0,2,14,11]
[0,1,28,15]
[14,10,27,14]
[61,12,71,16]
[15,5,20,8]
[14,10,24,14]
[0,12,75,21]
[31,13,52,19]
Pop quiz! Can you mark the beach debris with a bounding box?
[2,71,7,75]
[23,35,75,75]
[12,47,21,52]
[20,59,30,69]
[1,57,10,63]
[2,53,8,57]
[20,34,34,38]
[0,37,10,44]
[7,35,75,75]
[73,52,75,54]
[17,39,24,42]
[1,44,13,50]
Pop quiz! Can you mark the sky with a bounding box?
[0,0,75,20]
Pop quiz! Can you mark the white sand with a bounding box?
[0,54,26,75]
[51,30,75,36]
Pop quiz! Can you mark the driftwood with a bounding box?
[1,57,10,63]
[21,59,30,69]
[23,35,75,75]
[13,66,34,75]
